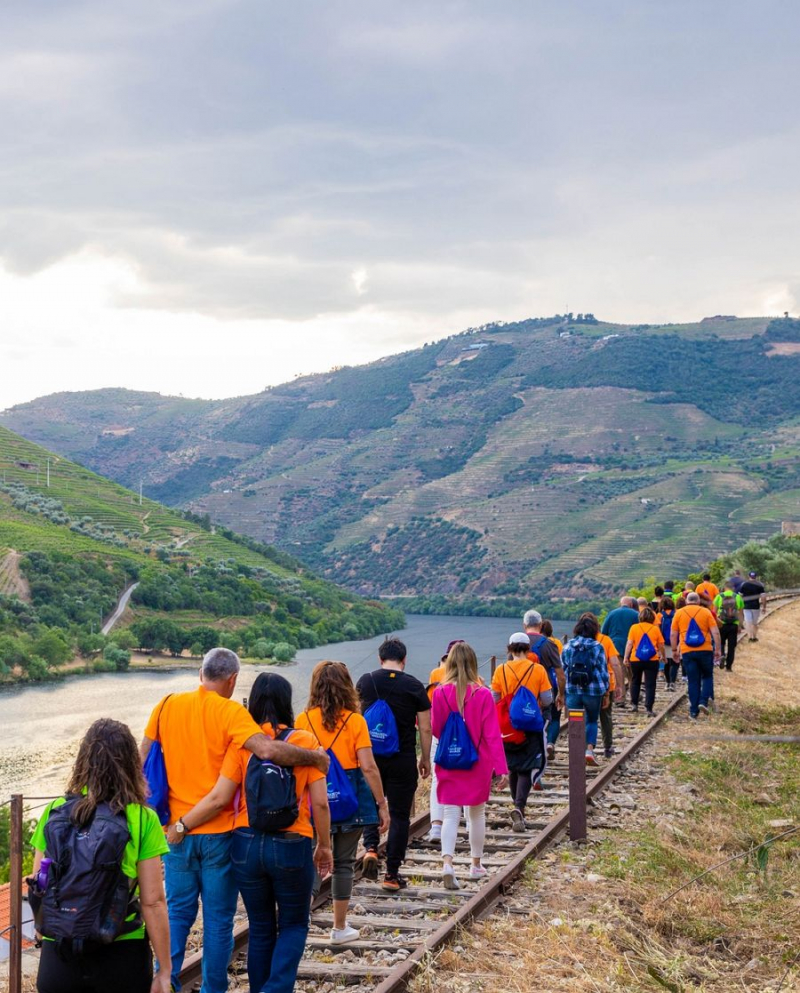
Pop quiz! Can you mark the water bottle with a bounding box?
[36,857,52,892]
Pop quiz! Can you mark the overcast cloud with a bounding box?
[1,0,799,407]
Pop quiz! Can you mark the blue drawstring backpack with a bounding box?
[684,614,705,648]
[434,688,479,771]
[363,674,400,756]
[508,664,545,732]
[305,714,359,824]
[660,609,674,644]
[144,694,172,825]
[635,631,657,661]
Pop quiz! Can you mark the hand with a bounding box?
[495,775,509,791]
[418,757,431,779]
[613,686,625,703]
[313,844,333,877]
[378,805,390,833]
[313,747,330,774]
[151,972,171,993]
[166,823,184,845]
[601,692,611,711]
[555,694,565,711]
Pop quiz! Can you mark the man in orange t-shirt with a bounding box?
[140,648,328,992]
[596,630,624,758]
[670,593,721,720]
[695,573,719,601]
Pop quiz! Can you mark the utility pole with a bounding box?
[46,458,51,487]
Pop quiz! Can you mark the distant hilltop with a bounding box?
[2,314,799,601]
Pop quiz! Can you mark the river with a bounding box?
[0,614,571,805]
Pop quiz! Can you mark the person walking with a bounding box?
[168,672,332,993]
[296,661,390,944]
[561,615,610,765]
[658,596,680,689]
[523,609,564,758]
[696,573,719,601]
[738,571,767,641]
[31,719,171,993]
[425,640,464,843]
[713,582,745,670]
[601,597,639,707]
[357,638,432,891]
[140,648,328,993]
[623,607,666,716]
[491,633,553,831]
[671,592,722,719]
[594,621,624,757]
[432,642,508,889]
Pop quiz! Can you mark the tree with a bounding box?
[33,629,71,667]
[272,642,296,663]
[103,644,131,672]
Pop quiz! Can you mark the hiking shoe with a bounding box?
[382,873,408,891]
[361,850,379,881]
[442,865,460,890]
[631,705,639,714]
[546,742,555,760]
[469,864,488,879]
[585,747,598,766]
[646,710,656,718]
[510,808,526,833]
[532,781,543,791]
[331,925,360,944]
[425,824,442,843]
[604,747,616,759]
[698,704,709,716]
[688,713,698,721]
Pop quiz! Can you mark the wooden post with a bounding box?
[490,655,497,678]
[568,711,587,841]
[9,794,23,993]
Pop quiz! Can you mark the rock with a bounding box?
[549,917,564,927]
[768,819,794,829]
[586,873,605,884]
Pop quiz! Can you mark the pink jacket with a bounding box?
[432,683,508,806]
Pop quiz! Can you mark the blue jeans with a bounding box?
[164,832,238,993]
[565,691,604,747]
[682,651,714,717]
[547,705,561,746]
[231,828,314,993]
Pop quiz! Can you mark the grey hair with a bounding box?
[686,592,700,604]
[523,609,542,628]
[202,647,241,681]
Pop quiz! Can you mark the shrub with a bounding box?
[272,642,296,663]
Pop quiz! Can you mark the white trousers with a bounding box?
[441,803,486,859]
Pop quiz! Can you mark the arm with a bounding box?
[138,856,171,993]
[309,779,333,877]
[538,688,554,709]
[166,775,238,845]
[357,747,390,833]
[622,639,633,666]
[417,709,432,779]
[711,624,721,659]
[244,732,330,774]
[555,666,566,708]
[139,736,153,764]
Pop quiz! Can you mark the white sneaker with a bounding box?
[425,824,442,843]
[331,925,360,944]
[469,864,488,879]
[442,864,460,890]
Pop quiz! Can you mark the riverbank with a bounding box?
[410,601,800,993]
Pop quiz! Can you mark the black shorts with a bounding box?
[37,937,153,993]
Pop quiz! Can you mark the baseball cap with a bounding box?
[441,639,464,660]
[509,631,530,645]
[749,571,757,578]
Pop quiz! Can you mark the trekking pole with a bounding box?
[567,712,587,841]
[9,794,23,993]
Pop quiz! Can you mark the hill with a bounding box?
[2,314,799,603]
[0,425,402,680]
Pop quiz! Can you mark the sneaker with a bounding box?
[469,864,488,879]
[510,808,526,833]
[442,865,460,890]
[631,705,639,714]
[688,713,699,721]
[361,850,379,881]
[585,747,598,766]
[382,873,408,891]
[546,742,555,760]
[604,747,616,759]
[331,925,360,944]
[425,824,442,843]
[532,781,543,791]
[646,710,656,718]
[698,704,709,716]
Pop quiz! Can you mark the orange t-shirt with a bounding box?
[491,658,551,701]
[427,664,446,703]
[295,707,372,771]
[221,723,325,837]
[595,633,619,691]
[627,622,665,662]
[549,636,564,653]
[674,605,717,652]
[696,582,719,601]
[145,686,261,833]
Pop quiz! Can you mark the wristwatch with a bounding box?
[175,818,187,835]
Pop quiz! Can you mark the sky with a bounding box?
[2,0,799,408]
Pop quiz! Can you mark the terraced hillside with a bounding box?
[3,314,799,600]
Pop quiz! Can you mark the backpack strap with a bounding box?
[153,694,173,744]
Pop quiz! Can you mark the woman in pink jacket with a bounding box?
[431,642,508,889]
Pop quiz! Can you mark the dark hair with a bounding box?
[676,596,687,609]
[573,615,599,638]
[703,573,711,581]
[540,620,554,637]
[66,719,147,827]
[654,586,664,597]
[307,660,360,732]
[660,596,675,614]
[249,672,294,729]
[379,637,406,663]
[664,580,675,591]
[639,606,656,624]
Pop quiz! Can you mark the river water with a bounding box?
[0,614,571,805]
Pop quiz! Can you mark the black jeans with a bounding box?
[630,660,659,712]
[362,751,418,877]
[664,659,680,685]
[600,699,613,751]
[719,623,738,669]
[38,938,152,993]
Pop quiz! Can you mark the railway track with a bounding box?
[178,590,800,993]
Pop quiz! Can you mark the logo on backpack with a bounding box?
[684,614,706,648]
[31,798,139,953]
[245,728,299,833]
[434,688,479,770]
[635,631,657,662]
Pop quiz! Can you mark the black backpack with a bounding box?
[244,728,299,832]
[567,640,603,691]
[35,798,140,953]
